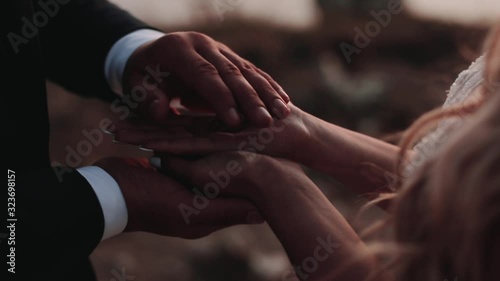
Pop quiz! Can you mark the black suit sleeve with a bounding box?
[15,167,105,281]
[39,0,152,102]
[2,1,137,280]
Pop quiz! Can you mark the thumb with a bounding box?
[141,88,170,122]
[126,78,170,122]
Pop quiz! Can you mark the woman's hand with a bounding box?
[152,152,386,281]
[113,103,314,163]
[112,101,401,196]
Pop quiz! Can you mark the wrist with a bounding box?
[105,29,164,95]
[77,166,128,240]
[298,116,361,173]
[121,40,153,91]
[252,168,322,224]
[279,105,317,163]
[243,157,312,206]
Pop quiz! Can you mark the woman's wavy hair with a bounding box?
[363,24,500,281]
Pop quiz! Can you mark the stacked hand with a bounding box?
[95,31,402,278]
[123,31,291,127]
[108,109,378,281]
[95,31,303,239]
[106,103,318,238]
[101,38,383,280]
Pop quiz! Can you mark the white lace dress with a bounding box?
[402,55,486,177]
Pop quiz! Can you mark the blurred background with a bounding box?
[47,0,491,280]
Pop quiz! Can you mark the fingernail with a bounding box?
[279,89,290,102]
[102,128,115,136]
[139,145,154,152]
[149,157,162,169]
[112,139,125,144]
[225,108,241,126]
[246,211,264,224]
[272,99,290,119]
[255,106,272,125]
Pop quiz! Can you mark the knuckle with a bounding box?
[219,63,242,76]
[217,41,230,50]
[193,60,218,76]
[241,89,259,98]
[189,32,214,48]
[240,61,255,71]
[162,33,187,46]
[187,31,209,41]
[260,83,277,96]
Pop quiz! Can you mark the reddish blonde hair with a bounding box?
[367,24,500,281]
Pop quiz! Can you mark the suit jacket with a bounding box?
[1,1,149,280]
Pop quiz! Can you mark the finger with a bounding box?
[152,155,195,183]
[113,115,216,132]
[201,50,273,127]
[143,132,247,155]
[220,49,290,119]
[172,50,242,127]
[125,74,171,123]
[111,120,165,134]
[114,118,231,146]
[162,75,215,114]
[162,115,217,128]
[114,128,193,145]
[192,198,264,226]
[254,67,290,103]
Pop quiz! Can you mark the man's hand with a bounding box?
[94,157,263,239]
[151,151,307,206]
[122,31,290,127]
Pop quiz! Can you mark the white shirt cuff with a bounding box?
[104,29,165,95]
[77,166,128,241]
